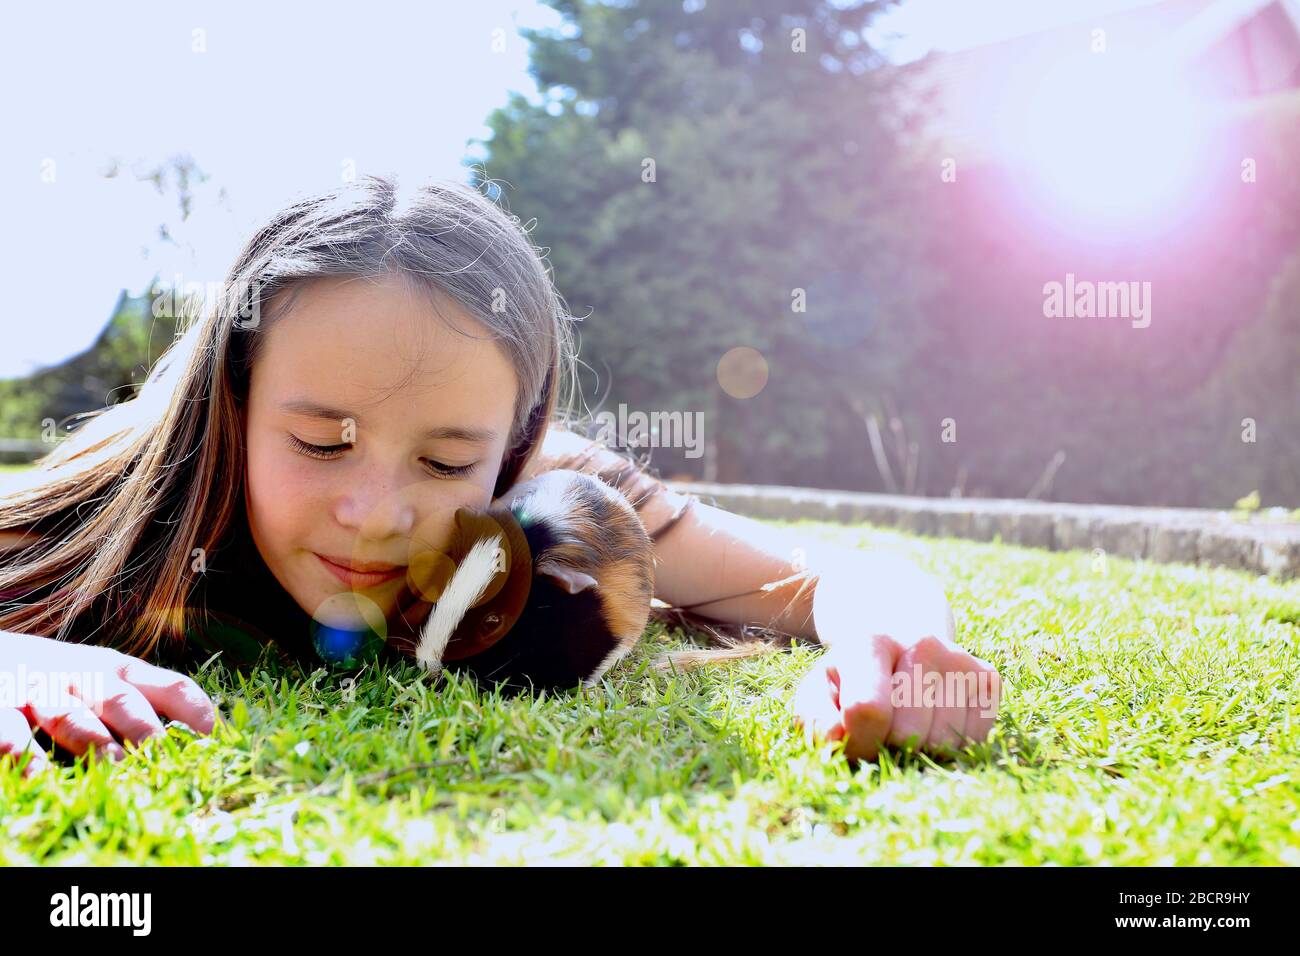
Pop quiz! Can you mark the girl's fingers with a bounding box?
[796,637,1002,764]
[22,698,126,763]
[926,703,968,754]
[888,637,992,757]
[832,639,898,762]
[961,658,1002,747]
[71,674,167,749]
[0,707,49,777]
[113,657,216,735]
[885,639,936,751]
[791,658,846,746]
[922,644,970,756]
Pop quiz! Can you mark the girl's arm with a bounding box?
[640,479,1001,764]
[634,480,958,645]
[526,428,1001,762]
[528,427,951,644]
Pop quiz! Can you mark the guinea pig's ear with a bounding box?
[536,560,598,595]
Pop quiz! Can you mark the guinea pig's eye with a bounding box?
[482,613,502,630]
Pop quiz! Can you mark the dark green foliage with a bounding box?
[473,0,1300,506]
[474,0,941,488]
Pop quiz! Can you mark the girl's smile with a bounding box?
[312,552,408,590]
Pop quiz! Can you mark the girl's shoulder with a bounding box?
[524,424,627,481]
[520,423,671,514]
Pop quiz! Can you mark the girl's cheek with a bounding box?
[248,445,334,534]
[262,432,335,485]
[275,454,338,495]
[280,463,346,538]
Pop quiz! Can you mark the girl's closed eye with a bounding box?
[285,434,347,459]
[284,434,478,478]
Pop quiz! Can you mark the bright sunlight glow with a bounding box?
[994,54,1213,239]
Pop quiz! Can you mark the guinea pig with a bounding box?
[411,469,656,694]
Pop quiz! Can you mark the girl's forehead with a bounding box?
[254,274,519,422]
[269,273,477,348]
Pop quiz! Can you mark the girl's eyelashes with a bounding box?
[284,434,478,479]
[425,459,478,479]
[285,434,347,459]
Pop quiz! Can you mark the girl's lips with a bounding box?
[314,553,407,589]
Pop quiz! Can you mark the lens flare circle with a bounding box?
[310,592,387,667]
[717,346,769,399]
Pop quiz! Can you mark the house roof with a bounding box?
[905,0,1300,160]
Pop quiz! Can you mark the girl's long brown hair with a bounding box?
[0,175,815,674]
[0,176,583,659]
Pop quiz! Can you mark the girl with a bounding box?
[0,176,1000,777]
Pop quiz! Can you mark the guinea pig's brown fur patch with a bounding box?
[521,470,655,640]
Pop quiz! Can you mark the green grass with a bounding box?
[2,521,1298,865]
[0,463,32,474]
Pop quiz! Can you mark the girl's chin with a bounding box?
[305,582,402,632]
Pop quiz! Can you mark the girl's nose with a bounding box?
[365,494,416,538]
[335,468,418,539]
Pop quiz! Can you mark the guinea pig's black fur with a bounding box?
[414,469,655,696]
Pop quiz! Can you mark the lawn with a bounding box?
[1,519,1297,865]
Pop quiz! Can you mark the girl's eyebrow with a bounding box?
[278,399,499,444]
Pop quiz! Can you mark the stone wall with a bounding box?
[666,482,1300,580]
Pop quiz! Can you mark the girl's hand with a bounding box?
[0,631,219,777]
[791,634,1001,762]
[790,551,1002,762]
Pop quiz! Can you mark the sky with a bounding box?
[0,0,1169,379]
[865,0,1170,61]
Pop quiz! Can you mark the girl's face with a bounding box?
[242,273,520,631]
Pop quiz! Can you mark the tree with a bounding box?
[473,0,941,488]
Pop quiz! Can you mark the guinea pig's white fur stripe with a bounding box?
[583,641,635,688]
[416,533,503,674]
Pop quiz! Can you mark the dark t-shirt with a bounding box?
[176,513,325,671]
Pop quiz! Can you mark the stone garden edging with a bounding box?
[665,481,1300,581]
